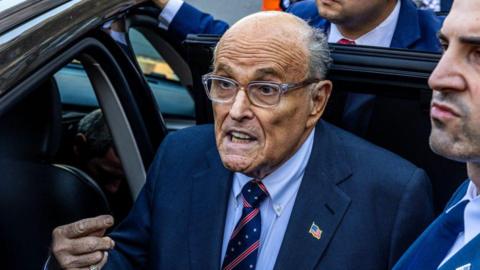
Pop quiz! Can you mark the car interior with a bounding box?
[0,2,463,270]
[0,24,166,269]
[0,77,110,269]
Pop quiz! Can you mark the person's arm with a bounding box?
[152,0,230,41]
[102,133,175,269]
[102,179,156,269]
[387,168,435,269]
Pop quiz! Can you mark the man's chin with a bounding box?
[221,154,254,174]
[429,132,469,163]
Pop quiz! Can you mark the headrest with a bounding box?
[0,78,62,160]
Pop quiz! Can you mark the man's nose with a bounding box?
[229,90,254,121]
[428,48,466,93]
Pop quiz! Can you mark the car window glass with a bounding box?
[128,28,195,119]
[55,61,98,108]
[54,61,133,223]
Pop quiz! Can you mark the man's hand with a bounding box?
[152,0,170,9]
[52,215,115,270]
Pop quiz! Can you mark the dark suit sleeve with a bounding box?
[387,168,434,269]
[103,135,173,270]
[167,2,230,41]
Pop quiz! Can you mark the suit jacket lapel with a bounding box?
[189,147,232,269]
[438,234,480,270]
[390,0,421,49]
[393,182,470,270]
[274,122,352,270]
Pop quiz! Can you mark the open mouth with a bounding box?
[229,131,257,144]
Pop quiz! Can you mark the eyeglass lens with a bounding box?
[206,78,281,107]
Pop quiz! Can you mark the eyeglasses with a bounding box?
[202,73,320,108]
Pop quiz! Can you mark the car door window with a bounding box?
[54,60,133,223]
[129,28,195,122]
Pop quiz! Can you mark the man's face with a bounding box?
[212,14,331,179]
[86,147,125,194]
[428,0,480,162]
[316,0,395,29]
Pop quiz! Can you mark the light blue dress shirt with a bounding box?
[220,128,315,270]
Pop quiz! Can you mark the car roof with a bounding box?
[0,0,147,95]
[0,0,69,34]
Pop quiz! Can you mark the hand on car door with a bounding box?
[51,215,115,269]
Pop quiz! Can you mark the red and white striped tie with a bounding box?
[222,180,269,270]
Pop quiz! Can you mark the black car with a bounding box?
[0,1,464,269]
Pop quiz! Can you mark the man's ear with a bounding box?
[306,80,332,128]
[73,133,88,158]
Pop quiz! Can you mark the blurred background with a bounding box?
[184,0,261,24]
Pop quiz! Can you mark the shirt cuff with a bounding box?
[158,0,184,30]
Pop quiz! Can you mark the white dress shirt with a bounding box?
[327,0,401,47]
[221,128,315,270]
[439,181,480,268]
[157,0,184,30]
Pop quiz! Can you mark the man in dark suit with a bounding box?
[153,0,441,51]
[49,12,433,270]
[394,1,480,269]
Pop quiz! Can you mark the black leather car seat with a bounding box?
[0,78,110,270]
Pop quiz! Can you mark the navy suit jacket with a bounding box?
[168,0,441,52]
[104,121,434,270]
[394,181,480,270]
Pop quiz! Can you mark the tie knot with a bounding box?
[337,38,356,45]
[241,180,268,208]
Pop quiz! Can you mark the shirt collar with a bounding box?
[446,181,480,213]
[446,181,480,244]
[328,0,401,47]
[232,128,315,216]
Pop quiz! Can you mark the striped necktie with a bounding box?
[222,180,269,270]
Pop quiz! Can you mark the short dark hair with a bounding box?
[77,109,112,157]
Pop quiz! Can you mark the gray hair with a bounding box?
[77,109,112,156]
[307,28,332,80]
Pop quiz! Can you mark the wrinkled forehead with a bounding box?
[213,13,311,80]
[442,0,480,36]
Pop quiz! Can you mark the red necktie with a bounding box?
[337,38,356,45]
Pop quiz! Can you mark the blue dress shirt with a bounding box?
[221,129,315,270]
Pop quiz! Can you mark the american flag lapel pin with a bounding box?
[309,222,322,240]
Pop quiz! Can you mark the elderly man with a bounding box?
[153,0,441,137]
[50,12,433,270]
[394,1,480,270]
